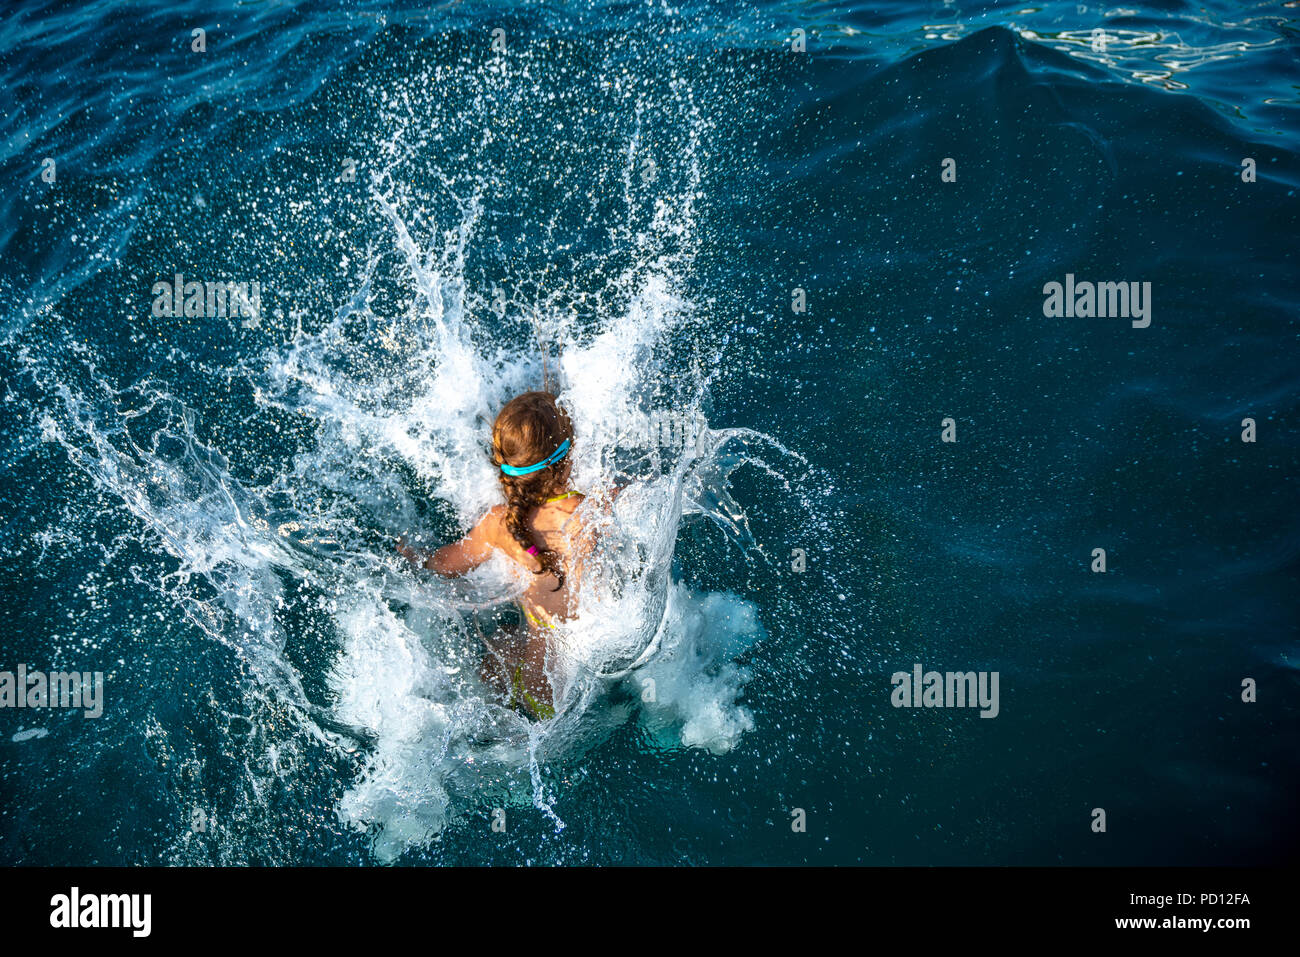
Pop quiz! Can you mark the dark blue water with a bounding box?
[1,0,1296,865]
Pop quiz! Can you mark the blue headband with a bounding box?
[499,438,571,477]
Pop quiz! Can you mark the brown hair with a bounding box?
[491,391,574,590]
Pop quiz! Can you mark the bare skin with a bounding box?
[397,479,594,717]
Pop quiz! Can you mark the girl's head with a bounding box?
[491,392,574,588]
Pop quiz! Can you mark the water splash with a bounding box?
[5,26,796,864]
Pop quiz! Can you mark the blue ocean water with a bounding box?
[0,0,1296,865]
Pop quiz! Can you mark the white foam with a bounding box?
[22,57,786,864]
[299,171,773,855]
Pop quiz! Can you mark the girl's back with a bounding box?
[489,491,588,629]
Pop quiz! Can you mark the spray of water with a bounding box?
[9,34,799,863]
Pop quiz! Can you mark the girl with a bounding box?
[397,392,595,720]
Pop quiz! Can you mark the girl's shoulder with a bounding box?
[480,504,511,540]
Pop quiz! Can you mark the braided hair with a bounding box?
[491,392,574,590]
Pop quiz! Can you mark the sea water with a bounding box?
[0,1,1296,864]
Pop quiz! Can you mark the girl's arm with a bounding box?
[397,508,501,577]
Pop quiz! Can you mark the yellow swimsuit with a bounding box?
[508,665,555,720]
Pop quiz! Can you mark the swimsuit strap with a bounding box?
[543,490,583,504]
[523,605,557,629]
[509,664,555,720]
